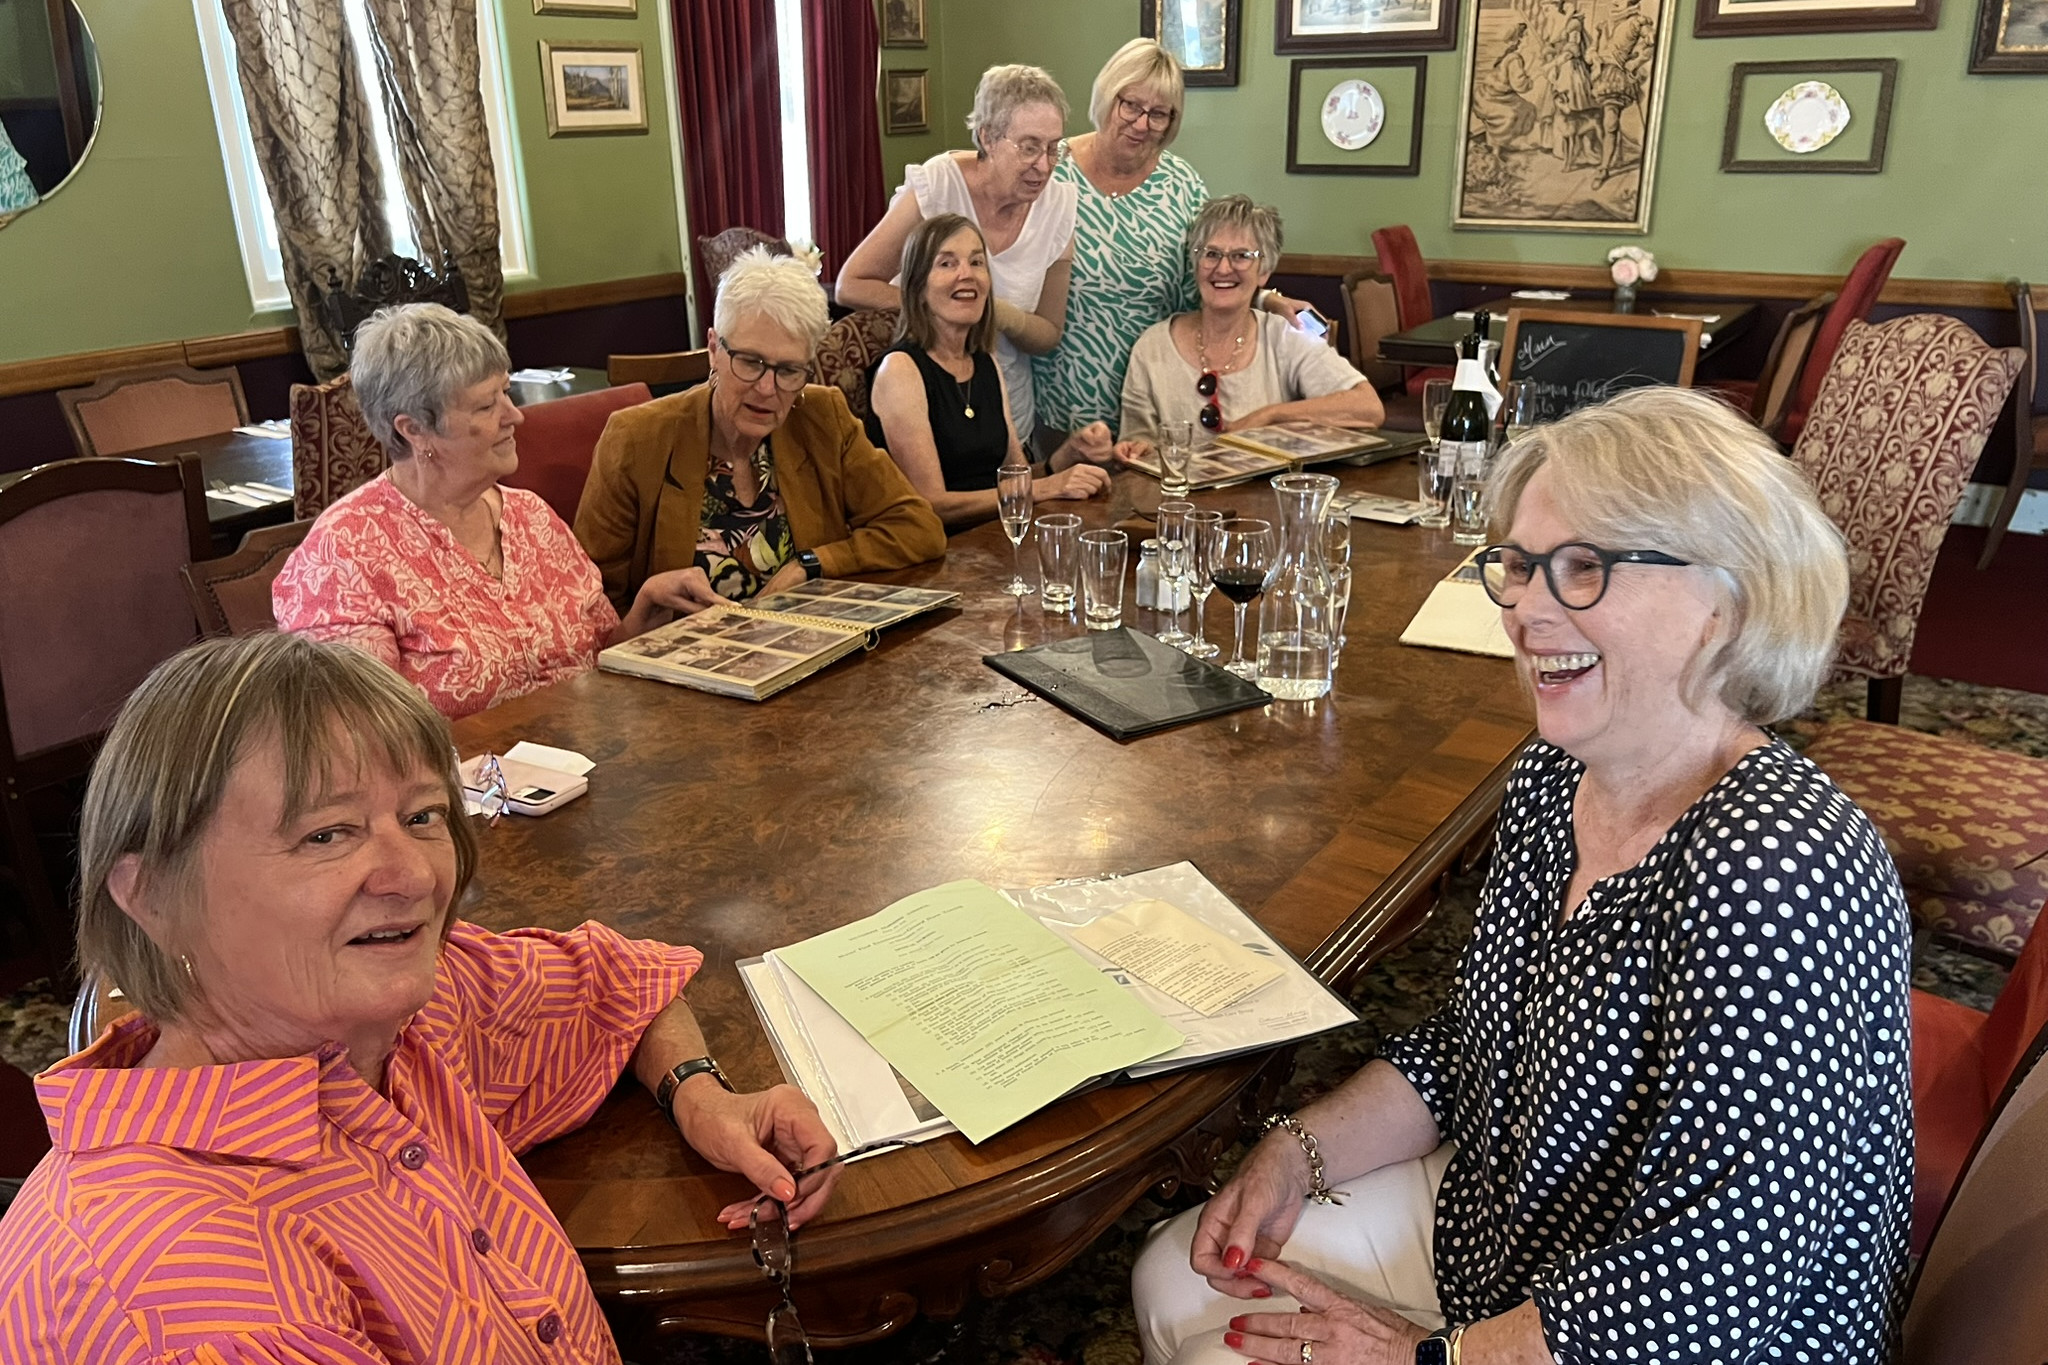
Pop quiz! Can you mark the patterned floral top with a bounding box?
[694,439,794,599]
[0,122,37,216]
[273,473,619,720]
[1032,149,1207,437]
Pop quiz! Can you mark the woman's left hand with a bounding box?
[670,1081,844,1231]
[754,560,809,599]
[1065,421,1121,466]
[1260,293,1308,326]
[1223,1259,1429,1365]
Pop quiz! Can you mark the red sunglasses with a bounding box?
[1197,370,1221,430]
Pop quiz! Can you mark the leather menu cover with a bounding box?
[984,629,1269,740]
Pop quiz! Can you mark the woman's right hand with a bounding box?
[1034,463,1111,501]
[1188,1129,1315,1297]
[638,567,724,616]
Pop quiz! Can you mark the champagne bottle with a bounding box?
[1442,313,1495,544]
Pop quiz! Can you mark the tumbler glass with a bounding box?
[1034,512,1081,613]
[1079,529,1129,631]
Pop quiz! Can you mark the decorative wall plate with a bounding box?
[1764,81,1851,153]
[1320,79,1385,150]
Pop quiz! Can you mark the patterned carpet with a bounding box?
[1,673,2037,1363]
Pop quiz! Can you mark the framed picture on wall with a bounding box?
[1720,59,1897,172]
[1970,0,2048,71]
[884,69,930,135]
[533,0,636,16]
[1275,0,1458,53]
[1139,0,1242,87]
[1694,0,1938,37]
[1451,0,1676,231]
[881,0,928,48]
[539,41,648,137]
[1285,57,1426,174]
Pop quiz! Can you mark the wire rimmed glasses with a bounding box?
[1474,542,1693,611]
[750,1138,913,1363]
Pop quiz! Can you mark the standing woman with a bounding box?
[867,214,1117,530]
[837,65,1084,448]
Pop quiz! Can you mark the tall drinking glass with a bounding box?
[1158,419,1197,501]
[1153,501,1196,649]
[1079,529,1129,630]
[997,462,1034,596]
[1501,380,1543,447]
[1211,518,1274,679]
[1185,509,1225,660]
[1322,508,1354,662]
[1451,455,1491,546]
[1418,378,1454,528]
[1034,512,1081,613]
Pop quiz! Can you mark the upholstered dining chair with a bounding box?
[696,226,792,291]
[815,308,901,423]
[181,518,315,638]
[289,372,387,521]
[1370,224,1454,397]
[1339,267,1423,434]
[1779,236,1905,447]
[56,363,250,457]
[502,382,653,527]
[1978,280,2043,569]
[1791,314,2022,723]
[0,455,209,973]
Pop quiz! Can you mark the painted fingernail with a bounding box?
[1251,1287,1272,1299]
[1223,1332,1244,1350]
[1246,1257,1264,1273]
[1223,1245,1245,1269]
[1228,1316,1248,1332]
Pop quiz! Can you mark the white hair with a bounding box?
[965,64,1068,155]
[349,303,509,459]
[712,247,831,352]
[1089,39,1186,149]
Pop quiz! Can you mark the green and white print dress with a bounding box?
[0,123,39,216]
[1031,150,1206,439]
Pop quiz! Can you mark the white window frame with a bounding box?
[771,0,811,251]
[191,0,531,313]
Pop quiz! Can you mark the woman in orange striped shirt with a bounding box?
[0,632,842,1363]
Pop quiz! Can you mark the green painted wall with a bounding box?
[0,0,684,366]
[879,0,952,190]
[0,0,60,102]
[922,0,2048,284]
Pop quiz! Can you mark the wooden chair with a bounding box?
[1791,315,2023,723]
[313,251,471,359]
[1710,291,1834,443]
[1341,268,1423,433]
[0,456,209,973]
[696,227,792,290]
[815,308,900,422]
[181,518,315,638]
[1780,237,1905,447]
[502,383,653,527]
[289,373,387,521]
[57,363,250,458]
[1979,280,2043,570]
[1370,224,1452,395]
[607,349,710,393]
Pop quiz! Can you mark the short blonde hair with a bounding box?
[1485,386,1848,724]
[1089,39,1185,149]
[75,633,478,1023]
[713,246,831,353]
[351,303,510,460]
[1188,195,1283,274]
[965,64,1068,156]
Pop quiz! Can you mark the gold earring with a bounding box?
[179,953,197,984]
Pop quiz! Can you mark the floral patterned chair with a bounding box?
[1790,314,2023,723]
[289,373,388,521]
[814,308,900,424]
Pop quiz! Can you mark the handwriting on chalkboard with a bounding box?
[1501,309,1701,424]
[1516,334,1567,371]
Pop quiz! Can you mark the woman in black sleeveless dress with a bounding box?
[867,214,1125,530]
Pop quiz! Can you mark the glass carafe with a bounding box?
[1255,472,1337,699]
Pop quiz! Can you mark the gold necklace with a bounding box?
[1195,316,1247,376]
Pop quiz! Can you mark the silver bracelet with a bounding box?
[1261,1113,1346,1205]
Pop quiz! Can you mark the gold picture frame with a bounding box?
[539,41,648,137]
[881,0,928,47]
[883,69,930,135]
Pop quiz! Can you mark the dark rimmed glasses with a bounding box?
[718,339,812,393]
[1115,95,1175,130]
[1475,542,1693,611]
[1197,370,1222,430]
[749,1138,912,1362]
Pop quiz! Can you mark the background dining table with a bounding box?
[1376,295,1760,369]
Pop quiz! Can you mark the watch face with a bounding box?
[1414,1339,1451,1365]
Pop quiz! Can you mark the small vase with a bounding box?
[1613,282,1638,313]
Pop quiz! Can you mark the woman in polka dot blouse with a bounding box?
[1135,387,1912,1365]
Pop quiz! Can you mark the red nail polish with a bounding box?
[1223,1245,1245,1270]
[1246,1257,1264,1273]
[1252,1287,1272,1298]
[1223,1332,1244,1350]
[1229,1316,1247,1332]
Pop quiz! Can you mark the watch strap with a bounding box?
[654,1056,732,1119]
[797,549,823,580]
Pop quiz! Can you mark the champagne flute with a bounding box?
[1154,501,1195,649]
[1211,518,1274,680]
[997,462,1034,597]
[1422,378,1453,450]
[1322,508,1354,659]
[1185,509,1225,659]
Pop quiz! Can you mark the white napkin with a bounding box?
[510,367,575,384]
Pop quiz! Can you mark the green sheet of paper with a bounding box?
[773,879,1184,1143]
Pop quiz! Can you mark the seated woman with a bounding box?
[1134,387,1910,1364]
[1119,196,1383,447]
[0,631,843,1360]
[273,303,711,719]
[867,213,1122,530]
[577,248,945,612]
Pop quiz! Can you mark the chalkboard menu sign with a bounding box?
[1499,309,1704,423]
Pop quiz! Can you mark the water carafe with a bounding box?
[1256,472,1337,699]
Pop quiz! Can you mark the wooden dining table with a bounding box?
[449,458,1532,1355]
[1376,295,1760,369]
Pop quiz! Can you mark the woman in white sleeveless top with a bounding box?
[839,65,1109,458]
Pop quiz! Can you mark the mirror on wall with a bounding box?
[0,0,100,228]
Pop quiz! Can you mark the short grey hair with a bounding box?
[965,64,1069,156]
[349,303,509,460]
[75,632,478,1024]
[1188,194,1283,274]
[1089,39,1185,149]
[713,247,831,354]
[1484,386,1849,725]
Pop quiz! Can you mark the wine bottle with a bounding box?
[1441,313,1495,544]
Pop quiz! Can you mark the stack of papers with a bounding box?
[510,367,575,383]
[1333,491,1429,525]
[233,419,292,439]
[205,481,293,508]
[1398,553,1515,658]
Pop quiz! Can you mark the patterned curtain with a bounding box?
[218,0,392,379]
[670,0,784,324]
[357,0,506,341]
[801,0,885,282]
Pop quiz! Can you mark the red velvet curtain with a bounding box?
[801,0,886,283]
[671,0,784,322]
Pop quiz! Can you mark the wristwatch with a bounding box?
[797,549,823,580]
[1415,1324,1465,1365]
[654,1056,732,1121]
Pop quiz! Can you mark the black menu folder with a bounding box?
[983,629,1270,740]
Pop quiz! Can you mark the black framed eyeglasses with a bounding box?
[718,339,812,393]
[748,1138,911,1362]
[1475,542,1693,610]
[1115,95,1175,129]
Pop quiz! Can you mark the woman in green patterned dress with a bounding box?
[1032,40,1305,444]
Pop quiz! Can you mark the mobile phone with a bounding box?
[1294,305,1330,339]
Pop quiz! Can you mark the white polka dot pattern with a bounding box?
[1380,740,1913,1362]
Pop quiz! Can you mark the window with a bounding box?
[772,0,811,249]
[190,0,530,312]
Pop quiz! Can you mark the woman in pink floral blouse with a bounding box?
[274,304,712,719]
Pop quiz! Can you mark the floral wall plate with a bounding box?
[1764,81,1851,154]
[1321,80,1385,151]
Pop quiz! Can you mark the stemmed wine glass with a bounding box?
[1211,518,1274,680]
[1322,507,1354,667]
[997,462,1034,597]
[1154,501,1196,650]
[1185,509,1225,659]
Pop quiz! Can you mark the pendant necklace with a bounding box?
[946,354,975,419]
[1196,320,1247,383]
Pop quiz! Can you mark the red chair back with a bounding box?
[1980,899,2048,1109]
[503,383,653,527]
[1783,236,1905,446]
[1370,225,1433,331]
